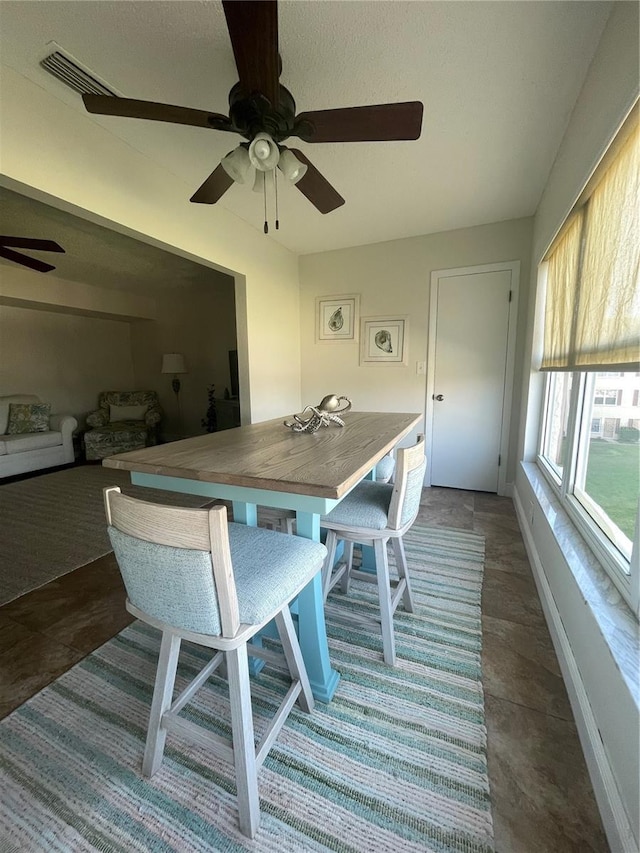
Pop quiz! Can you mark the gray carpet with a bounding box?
[0,465,207,606]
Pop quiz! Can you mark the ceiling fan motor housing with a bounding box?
[227,83,300,143]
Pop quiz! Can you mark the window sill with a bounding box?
[522,461,639,707]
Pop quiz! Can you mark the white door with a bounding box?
[427,263,517,493]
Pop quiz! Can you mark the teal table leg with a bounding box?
[360,544,376,573]
[296,511,340,703]
[232,501,257,526]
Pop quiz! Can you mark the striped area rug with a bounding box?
[0,524,493,853]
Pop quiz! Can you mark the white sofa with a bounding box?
[0,395,78,478]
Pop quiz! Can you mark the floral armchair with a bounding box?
[84,390,162,461]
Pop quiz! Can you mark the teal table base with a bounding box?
[130,473,341,703]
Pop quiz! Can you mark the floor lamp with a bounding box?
[161,353,187,437]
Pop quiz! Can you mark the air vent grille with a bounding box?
[40,50,117,97]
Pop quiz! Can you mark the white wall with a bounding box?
[0,262,239,436]
[0,64,302,422]
[131,279,238,437]
[299,217,533,486]
[0,304,134,424]
[515,3,640,849]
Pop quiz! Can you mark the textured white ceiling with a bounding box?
[0,0,612,259]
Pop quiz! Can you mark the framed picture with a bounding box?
[360,316,409,364]
[316,294,360,343]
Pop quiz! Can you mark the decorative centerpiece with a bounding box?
[284,395,352,433]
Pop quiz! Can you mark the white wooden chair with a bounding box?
[320,437,426,666]
[104,487,326,839]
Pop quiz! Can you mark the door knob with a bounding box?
[433,394,444,401]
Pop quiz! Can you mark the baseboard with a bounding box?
[513,488,637,853]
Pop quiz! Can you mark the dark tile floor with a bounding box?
[418,488,609,853]
[0,486,609,852]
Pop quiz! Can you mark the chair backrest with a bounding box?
[387,435,426,530]
[98,390,160,412]
[104,487,240,638]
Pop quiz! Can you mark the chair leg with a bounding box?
[322,530,338,600]
[275,605,315,713]
[374,539,396,666]
[340,540,354,594]
[142,631,181,777]
[226,644,261,839]
[392,536,415,613]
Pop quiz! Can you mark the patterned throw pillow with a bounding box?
[7,402,51,434]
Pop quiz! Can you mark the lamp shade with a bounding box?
[248,133,280,172]
[278,149,307,184]
[220,146,252,184]
[161,353,187,375]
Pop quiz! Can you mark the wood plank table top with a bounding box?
[103,411,422,500]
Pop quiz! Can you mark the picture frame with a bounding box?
[360,316,409,364]
[316,294,360,343]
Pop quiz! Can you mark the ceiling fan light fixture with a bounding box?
[278,148,307,184]
[220,146,251,184]
[248,132,280,171]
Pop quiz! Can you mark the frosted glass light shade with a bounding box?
[161,353,187,375]
[248,133,280,171]
[278,149,307,184]
[220,146,252,184]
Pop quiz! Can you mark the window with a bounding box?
[537,112,639,614]
[540,373,572,480]
[594,389,620,406]
[575,374,637,553]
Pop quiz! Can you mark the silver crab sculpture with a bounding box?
[284,394,352,433]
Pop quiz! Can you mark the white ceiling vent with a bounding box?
[40,47,118,97]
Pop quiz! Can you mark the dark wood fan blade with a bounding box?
[294,101,424,143]
[287,149,345,214]
[82,95,232,131]
[0,247,56,273]
[190,163,235,204]
[222,0,279,107]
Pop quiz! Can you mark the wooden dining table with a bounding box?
[103,410,422,702]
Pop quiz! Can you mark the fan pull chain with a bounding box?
[263,173,268,234]
[274,169,279,230]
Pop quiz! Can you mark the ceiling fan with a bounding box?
[82,0,423,217]
[0,236,65,273]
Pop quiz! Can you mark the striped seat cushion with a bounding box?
[108,522,327,636]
